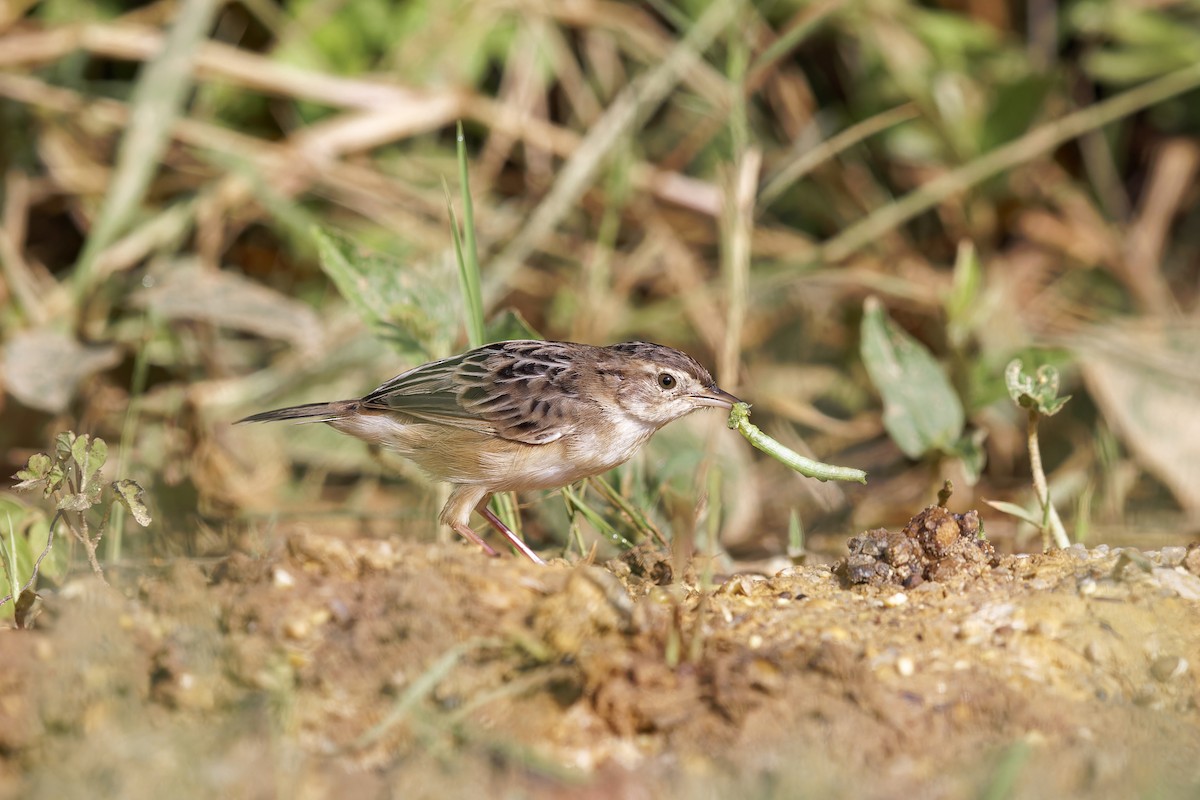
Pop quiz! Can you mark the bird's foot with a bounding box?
[450,522,501,558]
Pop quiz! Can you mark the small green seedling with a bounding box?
[986,360,1071,550]
[1006,359,1070,417]
[727,402,867,484]
[5,432,152,616]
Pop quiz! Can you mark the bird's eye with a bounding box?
[657,373,676,389]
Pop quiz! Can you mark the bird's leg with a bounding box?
[441,485,500,557]
[441,485,544,563]
[476,496,546,565]
[449,521,500,557]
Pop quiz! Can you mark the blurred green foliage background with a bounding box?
[2,0,1198,576]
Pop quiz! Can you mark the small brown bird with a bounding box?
[239,340,740,564]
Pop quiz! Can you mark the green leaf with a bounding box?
[0,499,35,598]
[984,499,1043,527]
[44,464,67,498]
[0,497,31,528]
[860,297,965,458]
[980,76,1053,151]
[315,227,386,324]
[111,480,152,527]
[55,432,76,463]
[1005,359,1071,416]
[89,437,108,472]
[85,478,104,506]
[13,453,52,491]
[71,433,91,471]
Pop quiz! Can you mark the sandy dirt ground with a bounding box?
[2,505,1199,799]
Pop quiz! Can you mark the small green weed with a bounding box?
[4,432,152,626]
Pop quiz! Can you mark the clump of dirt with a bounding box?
[2,519,1200,799]
[835,504,997,587]
[606,542,677,587]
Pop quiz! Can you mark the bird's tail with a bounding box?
[237,400,359,425]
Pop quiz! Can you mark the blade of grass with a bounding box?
[107,311,154,563]
[759,104,919,210]
[750,0,846,79]
[787,508,805,560]
[454,121,486,348]
[488,491,524,549]
[561,484,634,551]
[481,0,744,304]
[350,637,503,751]
[72,0,220,305]
[445,186,470,307]
[819,60,1200,262]
[981,741,1032,800]
[447,126,524,535]
[718,20,754,393]
[586,475,667,547]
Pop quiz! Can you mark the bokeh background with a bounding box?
[2,0,1199,573]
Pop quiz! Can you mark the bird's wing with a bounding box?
[361,341,589,445]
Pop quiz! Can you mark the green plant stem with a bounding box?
[1027,409,1069,550]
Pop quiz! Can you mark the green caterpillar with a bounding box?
[728,403,867,484]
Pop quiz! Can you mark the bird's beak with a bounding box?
[691,385,742,409]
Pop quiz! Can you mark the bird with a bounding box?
[238,339,741,564]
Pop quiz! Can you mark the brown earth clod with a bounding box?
[834,505,998,588]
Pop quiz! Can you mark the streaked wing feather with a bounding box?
[360,341,588,445]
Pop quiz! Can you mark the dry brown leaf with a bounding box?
[1079,322,1200,511]
[3,329,122,413]
[133,260,322,354]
